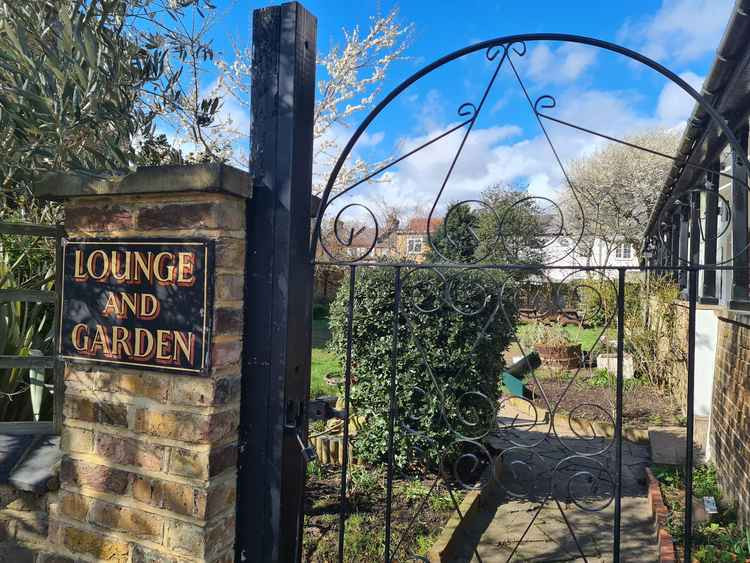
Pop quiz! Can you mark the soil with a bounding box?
[303,465,461,562]
[525,373,684,429]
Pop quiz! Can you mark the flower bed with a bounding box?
[651,464,750,562]
[303,463,464,561]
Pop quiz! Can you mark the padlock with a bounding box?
[296,431,317,463]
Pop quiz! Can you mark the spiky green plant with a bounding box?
[0,244,55,421]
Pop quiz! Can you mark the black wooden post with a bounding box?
[730,122,750,310]
[701,164,720,304]
[678,202,690,289]
[237,3,316,562]
[670,211,680,283]
[690,189,701,269]
[659,230,667,272]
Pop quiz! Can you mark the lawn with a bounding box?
[311,319,339,398]
[516,323,613,352]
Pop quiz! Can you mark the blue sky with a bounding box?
[188,0,736,215]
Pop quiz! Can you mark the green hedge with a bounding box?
[329,266,517,469]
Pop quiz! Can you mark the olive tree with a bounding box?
[0,0,217,206]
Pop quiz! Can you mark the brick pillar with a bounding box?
[34,164,250,563]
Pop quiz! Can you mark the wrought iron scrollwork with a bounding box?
[307,32,750,563]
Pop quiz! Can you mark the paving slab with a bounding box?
[442,402,657,562]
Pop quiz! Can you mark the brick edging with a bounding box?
[645,467,677,563]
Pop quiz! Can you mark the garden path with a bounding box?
[447,402,656,562]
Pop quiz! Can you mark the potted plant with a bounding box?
[520,322,582,370]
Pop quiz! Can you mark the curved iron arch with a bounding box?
[311,33,749,265]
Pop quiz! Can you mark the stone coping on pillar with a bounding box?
[33,164,252,201]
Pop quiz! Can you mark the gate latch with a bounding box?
[308,398,345,422]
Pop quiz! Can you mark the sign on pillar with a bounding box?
[59,239,214,374]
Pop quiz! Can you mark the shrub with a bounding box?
[312,303,329,320]
[575,278,640,327]
[329,266,517,470]
[624,275,680,388]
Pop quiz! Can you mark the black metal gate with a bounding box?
[304,34,748,563]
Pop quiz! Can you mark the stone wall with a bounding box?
[711,314,750,527]
[0,483,57,560]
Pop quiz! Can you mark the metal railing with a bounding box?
[0,221,64,434]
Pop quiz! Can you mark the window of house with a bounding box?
[407,237,423,254]
[615,244,632,260]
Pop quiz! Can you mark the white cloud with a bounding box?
[203,78,252,134]
[656,71,704,123]
[618,0,734,64]
[527,173,557,201]
[358,131,385,148]
[321,22,719,227]
[527,44,597,85]
[330,84,685,219]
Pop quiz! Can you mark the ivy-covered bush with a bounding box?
[329,266,517,469]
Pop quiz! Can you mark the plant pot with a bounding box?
[535,343,582,370]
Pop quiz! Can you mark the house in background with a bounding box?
[315,215,443,266]
[543,236,640,282]
[393,217,443,262]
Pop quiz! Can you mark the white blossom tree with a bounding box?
[561,129,681,262]
[217,7,411,194]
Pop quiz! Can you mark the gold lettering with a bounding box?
[154,252,174,284]
[111,326,132,358]
[111,251,130,282]
[71,324,88,352]
[87,250,109,281]
[133,252,153,283]
[101,292,120,317]
[73,250,88,281]
[121,293,137,317]
[173,332,195,365]
[155,329,172,363]
[91,324,111,356]
[176,252,196,286]
[139,293,160,320]
[133,328,154,360]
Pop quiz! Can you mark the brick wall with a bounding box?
[47,188,245,562]
[711,315,750,527]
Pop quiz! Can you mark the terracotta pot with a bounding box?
[535,343,582,369]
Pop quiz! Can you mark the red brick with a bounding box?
[117,372,169,402]
[171,376,239,407]
[214,307,243,334]
[209,443,238,477]
[60,458,129,495]
[137,202,243,231]
[94,432,164,471]
[89,500,164,540]
[65,204,134,232]
[132,476,206,518]
[134,408,238,444]
[206,481,236,518]
[64,396,127,427]
[215,239,245,271]
[215,273,244,301]
[60,491,90,521]
[211,339,242,368]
